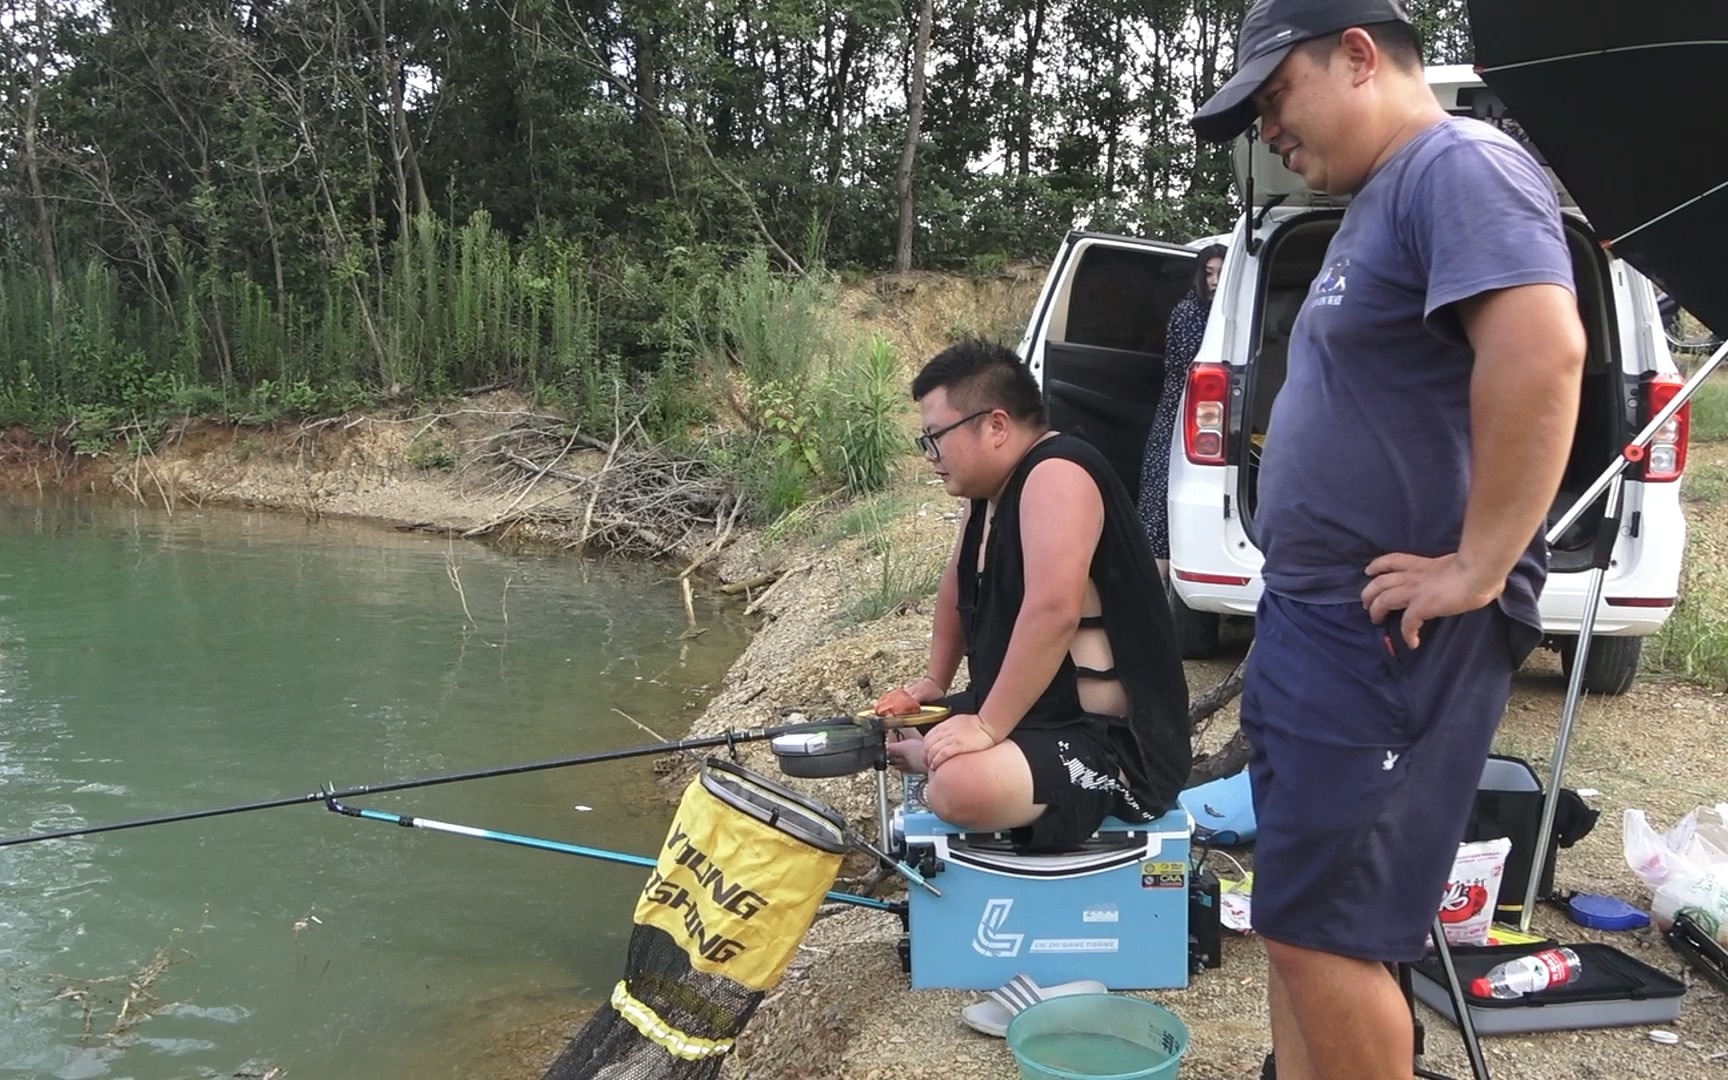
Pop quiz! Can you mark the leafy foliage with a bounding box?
[0,0,1476,476]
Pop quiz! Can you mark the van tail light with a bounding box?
[1185,362,1231,465]
[1639,374,1689,482]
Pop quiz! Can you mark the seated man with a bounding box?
[877,338,1192,852]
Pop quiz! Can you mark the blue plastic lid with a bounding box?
[1568,893,1651,931]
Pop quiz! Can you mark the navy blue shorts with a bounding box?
[1240,591,1538,963]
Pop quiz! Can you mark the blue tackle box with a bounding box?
[894,789,1193,992]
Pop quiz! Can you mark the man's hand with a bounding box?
[885,732,929,774]
[1362,551,1501,648]
[923,714,998,772]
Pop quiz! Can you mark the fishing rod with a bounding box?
[0,718,853,849]
[324,797,901,912]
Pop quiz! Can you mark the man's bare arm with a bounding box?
[977,459,1103,742]
[1456,282,1586,591]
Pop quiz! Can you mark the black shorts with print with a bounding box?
[929,692,1143,854]
[1007,715,1136,853]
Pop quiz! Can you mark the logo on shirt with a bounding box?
[1313,259,1349,307]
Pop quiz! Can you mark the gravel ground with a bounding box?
[710,651,1728,1080]
[696,460,1728,1079]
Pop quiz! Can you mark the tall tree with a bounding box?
[894,0,933,272]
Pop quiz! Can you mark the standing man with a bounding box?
[1189,2,1585,1077]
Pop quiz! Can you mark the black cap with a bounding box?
[1190,0,1414,143]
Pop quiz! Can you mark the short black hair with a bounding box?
[1192,243,1229,301]
[1299,20,1424,72]
[911,338,1047,426]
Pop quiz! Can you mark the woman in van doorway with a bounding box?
[1140,242,1227,580]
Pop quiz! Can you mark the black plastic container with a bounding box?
[770,724,882,778]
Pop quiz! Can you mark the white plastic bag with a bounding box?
[1623,804,1728,892]
[1653,866,1728,942]
[1436,837,1512,946]
[1626,804,1728,942]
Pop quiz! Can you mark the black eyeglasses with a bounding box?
[917,410,992,461]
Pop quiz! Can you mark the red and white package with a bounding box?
[1435,837,1513,946]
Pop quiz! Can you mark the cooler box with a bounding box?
[897,801,1193,991]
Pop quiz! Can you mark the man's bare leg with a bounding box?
[919,739,1043,831]
[1263,937,1413,1080]
[1266,963,1316,1080]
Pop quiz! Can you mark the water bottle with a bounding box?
[1469,947,1583,999]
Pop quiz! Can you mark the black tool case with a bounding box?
[1666,912,1728,995]
[1410,941,1687,1035]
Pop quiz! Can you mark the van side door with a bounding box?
[1020,234,1200,503]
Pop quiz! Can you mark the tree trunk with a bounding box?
[22,0,62,321]
[824,15,861,186]
[1016,0,1048,178]
[633,17,658,129]
[360,0,429,223]
[1103,15,1123,194]
[630,1,661,203]
[893,0,933,273]
[398,68,430,218]
[248,126,289,319]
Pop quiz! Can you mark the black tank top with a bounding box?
[956,433,1192,818]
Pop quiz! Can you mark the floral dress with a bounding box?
[1138,290,1210,560]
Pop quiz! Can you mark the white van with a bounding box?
[1018,65,1689,696]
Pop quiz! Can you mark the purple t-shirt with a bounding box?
[1256,117,1576,632]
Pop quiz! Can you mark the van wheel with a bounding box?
[1166,577,1222,659]
[1557,634,1643,696]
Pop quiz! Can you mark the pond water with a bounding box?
[0,497,750,1079]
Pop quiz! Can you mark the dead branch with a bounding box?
[36,942,187,1043]
[445,540,476,628]
[721,572,778,595]
[1188,727,1251,787]
[472,420,735,560]
[680,495,742,580]
[1189,649,1249,734]
[494,424,581,522]
[744,562,813,616]
[1185,646,1252,786]
[460,480,575,537]
[575,396,632,555]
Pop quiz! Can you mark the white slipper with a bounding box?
[959,973,1110,1038]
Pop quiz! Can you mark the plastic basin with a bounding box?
[1005,993,1189,1080]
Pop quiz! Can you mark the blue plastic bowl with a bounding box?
[1005,993,1189,1080]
